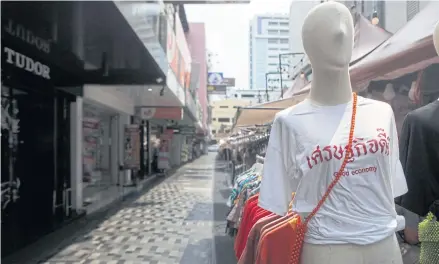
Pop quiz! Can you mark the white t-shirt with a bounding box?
[258,96,408,245]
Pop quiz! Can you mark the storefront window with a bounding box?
[1,86,20,212]
[1,83,58,255]
[82,104,118,208]
[150,132,160,174]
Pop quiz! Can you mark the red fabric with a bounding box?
[234,196,259,255]
[235,201,258,256]
[254,212,296,262]
[236,207,270,259]
[255,217,302,264]
[251,211,272,229]
[238,214,281,264]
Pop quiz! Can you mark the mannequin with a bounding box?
[303,2,354,106]
[258,2,407,264]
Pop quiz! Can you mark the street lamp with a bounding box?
[278,52,305,98]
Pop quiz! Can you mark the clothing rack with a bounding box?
[228,130,270,185]
[256,154,265,164]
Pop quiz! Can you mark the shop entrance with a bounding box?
[1,85,73,256]
[82,103,123,212]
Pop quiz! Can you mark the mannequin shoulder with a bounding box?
[273,102,307,125]
[358,96,394,113]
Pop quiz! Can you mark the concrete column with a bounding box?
[119,114,132,185]
[147,121,152,175]
[172,134,182,167]
[110,115,119,185]
[101,117,110,174]
[70,97,83,212]
[51,3,59,43]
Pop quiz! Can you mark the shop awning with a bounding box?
[350,2,439,87]
[283,76,309,98]
[293,83,311,96]
[233,93,308,129]
[351,13,392,63]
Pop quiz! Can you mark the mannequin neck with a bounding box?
[309,66,353,106]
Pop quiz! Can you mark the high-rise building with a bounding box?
[339,0,431,33]
[248,14,292,91]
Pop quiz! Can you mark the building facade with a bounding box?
[248,14,292,91]
[1,1,204,257]
[210,98,251,137]
[208,88,282,105]
[287,0,433,89]
[339,0,431,33]
[1,2,84,256]
[186,23,209,135]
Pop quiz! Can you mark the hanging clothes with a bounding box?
[238,214,281,264]
[226,163,264,236]
[235,202,303,264]
[227,168,260,207]
[254,214,302,264]
[233,196,259,253]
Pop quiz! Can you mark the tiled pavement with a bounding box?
[4,154,237,264]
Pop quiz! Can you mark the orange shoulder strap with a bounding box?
[304,93,358,225]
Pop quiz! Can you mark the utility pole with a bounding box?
[278,52,305,98]
[265,72,281,102]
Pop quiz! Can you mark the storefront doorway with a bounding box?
[1,84,74,256]
[1,2,84,256]
[82,103,123,212]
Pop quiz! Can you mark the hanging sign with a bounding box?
[139,107,156,120]
[137,107,183,120]
[124,125,141,169]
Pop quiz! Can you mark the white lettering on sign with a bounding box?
[4,19,51,53]
[4,47,51,80]
[140,108,156,120]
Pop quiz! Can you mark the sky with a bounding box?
[185,0,292,89]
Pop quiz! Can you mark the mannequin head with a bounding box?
[434,21,439,56]
[302,1,354,105]
[302,2,354,71]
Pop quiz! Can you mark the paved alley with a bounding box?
[4,154,237,264]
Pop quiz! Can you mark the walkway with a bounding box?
[3,154,237,264]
